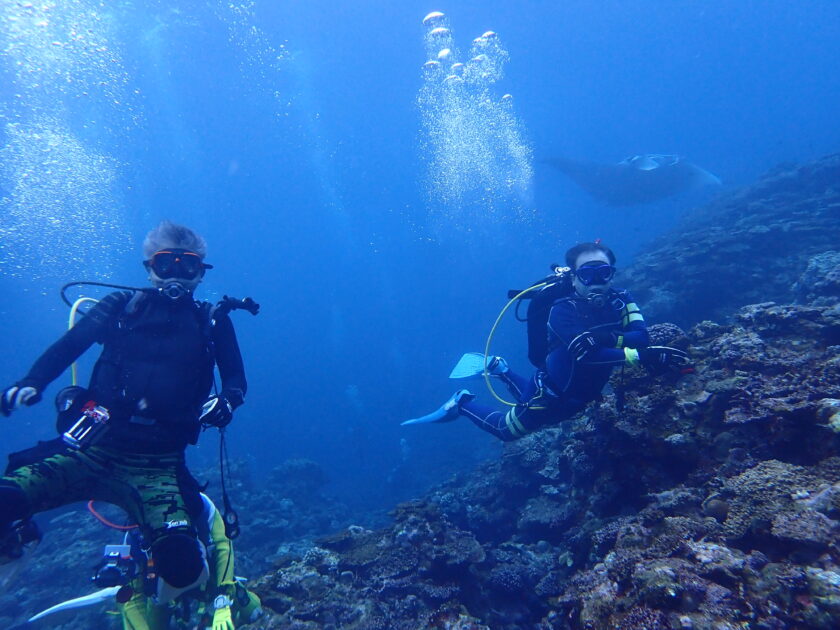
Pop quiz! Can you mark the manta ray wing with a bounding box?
[686,162,722,187]
[548,155,720,206]
[544,158,639,205]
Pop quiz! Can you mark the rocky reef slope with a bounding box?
[248,303,840,630]
[246,156,840,630]
[623,153,840,325]
[3,156,839,630]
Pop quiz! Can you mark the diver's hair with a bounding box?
[565,242,616,270]
[142,220,207,260]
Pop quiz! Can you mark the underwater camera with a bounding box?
[62,400,111,449]
[56,386,111,450]
[92,544,137,588]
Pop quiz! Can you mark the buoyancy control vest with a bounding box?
[512,268,574,370]
[89,291,215,432]
[516,268,630,371]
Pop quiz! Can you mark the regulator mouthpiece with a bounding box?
[160,282,189,300]
[586,290,609,308]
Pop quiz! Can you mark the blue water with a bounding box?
[1,0,839,517]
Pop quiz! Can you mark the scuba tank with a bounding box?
[507,265,574,369]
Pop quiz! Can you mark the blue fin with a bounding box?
[448,352,487,379]
[402,390,473,425]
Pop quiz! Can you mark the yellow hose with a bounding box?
[482,283,548,407]
[68,297,99,385]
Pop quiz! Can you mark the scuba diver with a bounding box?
[403,241,691,440]
[0,221,254,608]
[116,494,262,629]
[21,494,261,630]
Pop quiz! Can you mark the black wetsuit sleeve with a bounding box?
[212,314,247,408]
[19,292,128,391]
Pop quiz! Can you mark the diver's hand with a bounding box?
[212,605,235,630]
[638,346,691,374]
[200,394,234,428]
[568,332,598,361]
[1,385,41,417]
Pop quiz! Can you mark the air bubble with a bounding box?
[418,15,532,224]
[0,0,135,278]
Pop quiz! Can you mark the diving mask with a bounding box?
[575,262,615,287]
[144,249,212,281]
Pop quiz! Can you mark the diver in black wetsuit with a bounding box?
[0,221,248,608]
[403,241,690,441]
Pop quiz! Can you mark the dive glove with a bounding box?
[200,394,234,428]
[1,385,41,417]
[211,604,235,630]
[568,332,598,361]
[569,331,620,361]
[637,346,691,374]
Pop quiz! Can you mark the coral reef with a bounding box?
[3,156,840,629]
[247,302,840,630]
[232,457,352,578]
[246,156,840,629]
[623,153,840,325]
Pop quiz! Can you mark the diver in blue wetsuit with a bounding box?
[403,242,690,441]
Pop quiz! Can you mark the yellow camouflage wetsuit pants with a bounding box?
[119,503,263,630]
[1,445,201,543]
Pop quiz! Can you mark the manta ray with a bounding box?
[547,154,721,206]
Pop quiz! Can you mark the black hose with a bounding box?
[60,281,149,307]
[219,429,240,540]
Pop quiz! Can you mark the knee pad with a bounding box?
[152,533,207,589]
[0,483,30,527]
